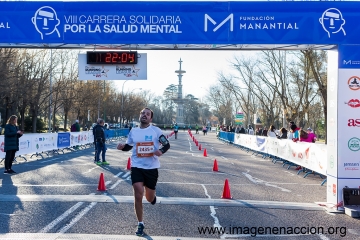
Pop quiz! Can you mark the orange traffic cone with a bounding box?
[97,173,107,191]
[199,144,202,150]
[203,148,208,157]
[221,179,232,199]
[213,159,218,171]
[126,157,131,170]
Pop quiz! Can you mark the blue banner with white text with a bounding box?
[1,1,360,45]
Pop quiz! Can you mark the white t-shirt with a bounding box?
[126,125,163,169]
[268,131,277,138]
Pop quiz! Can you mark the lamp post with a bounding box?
[121,80,130,128]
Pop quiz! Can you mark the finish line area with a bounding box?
[1,0,360,238]
[1,132,359,239]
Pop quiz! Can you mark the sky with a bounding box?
[114,50,242,101]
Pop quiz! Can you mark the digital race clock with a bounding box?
[87,51,138,64]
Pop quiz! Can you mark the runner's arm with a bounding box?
[122,144,133,151]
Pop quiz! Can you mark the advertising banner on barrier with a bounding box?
[70,131,93,147]
[1,1,360,45]
[57,132,70,148]
[31,133,57,152]
[233,133,327,175]
[17,134,33,156]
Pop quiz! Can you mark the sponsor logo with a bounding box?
[343,60,360,66]
[345,99,360,108]
[348,76,360,90]
[348,137,360,151]
[344,162,360,171]
[204,14,298,32]
[348,119,360,127]
[116,65,140,77]
[145,135,152,141]
[333,183,337,196]
[319,8,346,38]
[85,66,109,78]
[204,14,233,32]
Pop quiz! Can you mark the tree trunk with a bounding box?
[31,108,38,133]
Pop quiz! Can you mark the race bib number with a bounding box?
[136,142,154,157]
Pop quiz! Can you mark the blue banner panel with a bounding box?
[57,132,70,148]
[1,1,360,45]
[338,45,360,69]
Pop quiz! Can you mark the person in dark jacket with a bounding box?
[277,128,288,139]
[92,118,108,165]
[4,115,23,174]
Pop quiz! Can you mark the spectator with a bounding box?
[248,125,254,135]
[307,128,317,143]
[93,118,109,165]
[239,126,246,134]
[235,125,240,133]
[277,128,288,139]
[255,127,260,135]
[71,120,81,149]
[3,115,23,174]
[71,120,80,132]
[262,127,268,136]
[290,124,300,142]
[287,121,295,140]
[267,125,277,138]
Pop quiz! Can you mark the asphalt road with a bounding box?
[0,131,359,240]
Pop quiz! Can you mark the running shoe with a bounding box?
[102,161,110,165]
[9,169,16,174]
[151,196,156,205]
[96,161,102,166]
[135,223,145,236]
[4,170,10,174]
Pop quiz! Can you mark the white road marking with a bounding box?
[201,184,222,232]
[114,172,124,178]
[40,158,61,163]
[58,201,98,233]
[38,201,85,233]
[317,234,331,240]
[160,169,225,174]
[122,172,130,178]
[0,213,16,216]
[284,171,295,176]
[109,179,123,190]
[242,171,291,192]
[82,166,100,174]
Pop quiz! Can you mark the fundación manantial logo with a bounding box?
[32,6,61,40]
[204,14,233,32]
[204,8,346,38]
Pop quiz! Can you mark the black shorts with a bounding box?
[131,167,159,190]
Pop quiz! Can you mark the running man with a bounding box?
[116,107,170,236]
[173,123,179,139]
